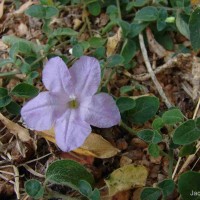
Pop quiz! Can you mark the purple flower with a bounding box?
[21,56,121,151]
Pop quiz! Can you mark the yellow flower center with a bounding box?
[68,99,79,109]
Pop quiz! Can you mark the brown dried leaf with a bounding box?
[0,113,32,143]
[0,0,5,19]
[106,28,122,57]
[105,165,148,196]
[39,129,120,158]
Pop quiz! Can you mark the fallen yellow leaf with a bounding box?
[38,129,119,158]
[106,28,122,57]
[105,164,148,196]
[0,113,32,143]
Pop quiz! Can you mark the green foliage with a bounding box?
[46,160,94,189]
[50,28,78,38]
[162,108,184,125]
[179,143,196,157]
[116,97,136,113]
[173,119,200,145]
[178,171,200,200]
[137,129,162,144]
[140,187,161,200]
[121,39,136,64]
[135,6,158,22]
[88,37,106,48]
[157,179,175,198]
[26,5,59,19]
[148,143,160,157]
[0,88,12,108]
[11,83,39,98]
[78,180,100,200]
[6,101,21,115]
[25,179,44,199]
[126,96,159,124]
[189,7,200,51]
[107,54,124,67]
[72,44,84,58]
[87,1,101,16]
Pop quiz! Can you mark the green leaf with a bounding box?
[0,88,12,108]
[107,54,124,68]
[25,5,58,19]
[87,1,101,16]
[118,20,131,37]
[152,117,164,130]
[135,6,158,22]
[6,101,21,115]
[89,188,100,200]
[179,143,196,157]
[189,7,200,51]
[137,129,162,144]
[2,36,43,54]
[25,5,45,18]
[11,83,39,98]
[116,97,136,113]
[78,180,92,197]
[162,108,184,125]
[148,143,160,157]
[173,119,200,145]
[157,9,167,31]
[46,160,94,189]
[178,171,200,200]
[157,179,175,198]
[155,33,174,51]
[45,6,59,18]
[88,37,106,48]
[0,59,14,68]
[127,96,159,124]
[128,22,148,38]
[72,44,84,58]
[50,28,78,38]
[120,85,134,95]
[25,179,44,199]
[121,39,136,63]
[176,12,190,39]
[106,5,118,20]
[140,187,161,200]
[126,0,148,10]
[93,47,105,59]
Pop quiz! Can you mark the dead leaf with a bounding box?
[38,129,120,158]
[191,0,200,5]
[106,28,122,57]
[105,164,148,196]
[14,0,33,15]
[0,0,5,19]
[0,39,8,51]
[74,133,120,158]
[0,113,32,143]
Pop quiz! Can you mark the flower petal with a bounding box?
[69,56,100,98]
[42,57,73,94]
[83,93,121,128]
[55,109,91,152]
[21,92,66,131]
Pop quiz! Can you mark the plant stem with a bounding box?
[0,71,20,77]
[168,149,174,178]
[120,121,136,136]
[29,55,46,68]
[116,0,122,19]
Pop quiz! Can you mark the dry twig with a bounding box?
[139,33,172,108]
